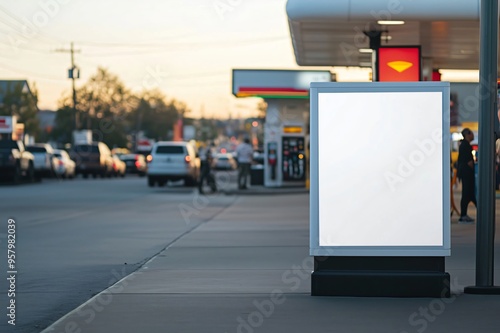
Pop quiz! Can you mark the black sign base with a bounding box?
[311,256,450,298]
[464,286,500,295]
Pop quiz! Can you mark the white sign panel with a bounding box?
[0,116,16,134]
[73,130,92,144]
[310,82,450,256]
[183,125,196,141]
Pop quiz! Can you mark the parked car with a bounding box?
[119,154,147,176]
[53,149,76,179]
[212,153,237,171]
[146,141,200,187]
[111,147,130,157]
[70,142,113,178]
[253,150,265,165]
[0,140,35,183]
[26,143,58,179]
[111,155,126,178]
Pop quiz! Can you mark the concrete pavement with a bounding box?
[42,191,500,333]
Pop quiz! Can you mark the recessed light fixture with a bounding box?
[377,20,405,25]
[460,49,475,55]
[359,48,373,53]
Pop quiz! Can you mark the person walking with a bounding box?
[236,138,253,189]
[457,128,477,223]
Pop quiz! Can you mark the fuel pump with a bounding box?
[282,136,305,181]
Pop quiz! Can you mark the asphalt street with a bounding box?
[0,174,238,333]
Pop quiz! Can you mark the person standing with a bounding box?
[236,138,253,189]
[198,142,216,194]
[457,128,477,223]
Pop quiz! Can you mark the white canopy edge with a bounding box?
[286,0,482,22]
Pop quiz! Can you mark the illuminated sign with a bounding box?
[283,126,303,134]
[232,70,331,99]
[377,46,421,82]
[237,87,309,99]
[309,82,450,256]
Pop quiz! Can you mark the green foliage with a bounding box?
[53,67,191,147]
[127,90,188,141]
[49,106,74,143]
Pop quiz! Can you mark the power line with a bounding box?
[0,4,64,44]
[74,33,197,48]
[0,16,26,35]
[0,4,28,26]
[0,63,65,81]
[80,36,289,57]
[78,36,286,48]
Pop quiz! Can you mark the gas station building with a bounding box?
[233,0,497,188]
[232,69,331,188]
[282,0,500,296]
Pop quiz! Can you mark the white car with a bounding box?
[53,149,76,179]
[212,153,237,171]
[26,143,58,179]
[147,141,200,187]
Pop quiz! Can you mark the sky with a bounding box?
[0,0,479,119]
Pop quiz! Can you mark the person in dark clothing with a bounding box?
[457,128,477,223]
[198,143,217,194]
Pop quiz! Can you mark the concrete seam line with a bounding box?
[41,194,239,332]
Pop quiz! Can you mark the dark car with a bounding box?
[70,142,113,178]
[119,154,147,176]
[0,140,35,183]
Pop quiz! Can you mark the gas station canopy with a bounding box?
[286,0,499,72]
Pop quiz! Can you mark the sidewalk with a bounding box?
[43,193,500,333]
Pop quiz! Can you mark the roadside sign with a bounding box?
[309,82,450,256]
[0,116,16,134]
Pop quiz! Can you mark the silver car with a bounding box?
[53,149,76,179]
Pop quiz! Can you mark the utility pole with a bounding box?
[55,42,81,131]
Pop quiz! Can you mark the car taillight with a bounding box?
[185,155,191,163]
[135,161,141,168]
[146,155,153,163]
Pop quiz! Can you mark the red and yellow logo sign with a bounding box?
[377,46,421,82]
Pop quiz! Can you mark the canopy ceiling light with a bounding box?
[377,20,405,25]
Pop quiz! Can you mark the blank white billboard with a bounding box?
[310,82,450,256]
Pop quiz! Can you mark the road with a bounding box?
[0,174,238,333]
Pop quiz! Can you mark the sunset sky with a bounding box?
[0,0,478,119]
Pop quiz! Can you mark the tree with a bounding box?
[127,89,190,141]
[54,68,192,149]
[58,67,134,147]
[257,100,268,118]
[49,106,73,144]
[0,81,40,138]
